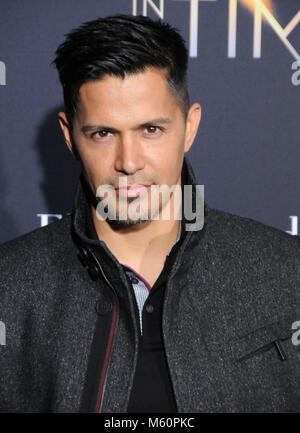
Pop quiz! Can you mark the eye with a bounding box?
[144,126,161,135]
[91,130,112,139]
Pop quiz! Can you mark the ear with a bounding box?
[184,103,202,153]
[58,112,79,160]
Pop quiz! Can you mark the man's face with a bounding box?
[59,67,201,226]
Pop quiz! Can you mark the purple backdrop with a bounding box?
[0,0,299,243]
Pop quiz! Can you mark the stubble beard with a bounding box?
[99,195,160,230]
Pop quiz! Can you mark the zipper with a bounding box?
[86,247,119,413]
[237,338,289,363]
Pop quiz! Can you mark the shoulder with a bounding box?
[206,206,300,253]
[199,207,300,322]
[0,214,80,307]
[0,214,74,270]
[202,207,300,280]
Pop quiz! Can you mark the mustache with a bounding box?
[102,176,160,188]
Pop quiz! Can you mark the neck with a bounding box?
[91,193,182,267]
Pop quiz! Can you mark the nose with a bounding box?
[114,133,145,175]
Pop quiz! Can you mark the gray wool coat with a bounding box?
[0,157,300,413]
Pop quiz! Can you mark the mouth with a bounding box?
[115,184,151,198]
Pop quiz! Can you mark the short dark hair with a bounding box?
[53,14,190,124]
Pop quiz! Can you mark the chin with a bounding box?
[106,217,150,230]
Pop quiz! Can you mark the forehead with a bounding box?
[76,68,181,125]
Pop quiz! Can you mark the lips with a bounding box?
[115,184,151,198]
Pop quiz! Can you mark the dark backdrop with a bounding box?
[0,0,299,243]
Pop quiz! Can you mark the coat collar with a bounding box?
[71,156,208,282]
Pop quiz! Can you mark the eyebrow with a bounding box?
[81,117,173,134]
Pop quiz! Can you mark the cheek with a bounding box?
[74,135,108,169]
[75,145,109,185]
[154,156,183,185]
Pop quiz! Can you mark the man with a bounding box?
[0,14,300,413]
